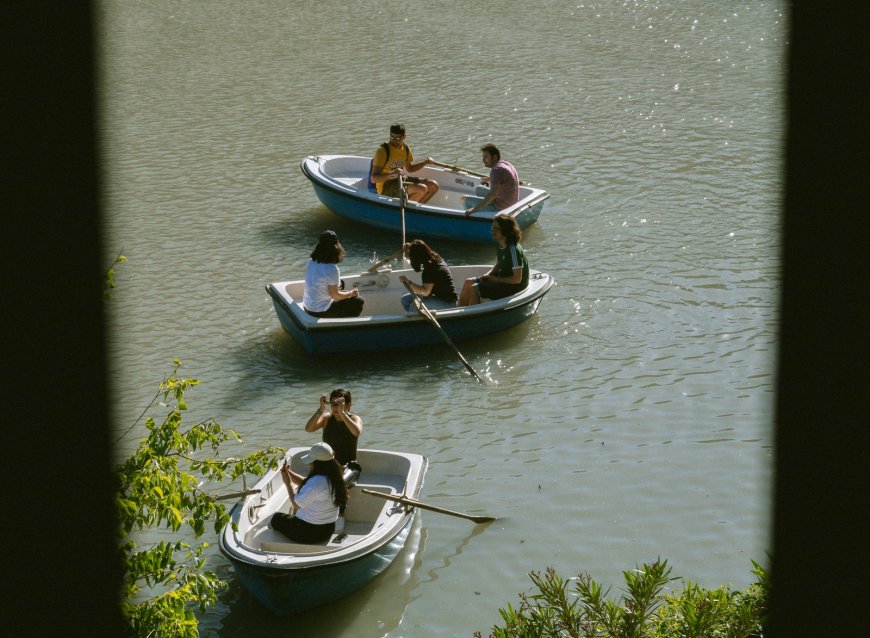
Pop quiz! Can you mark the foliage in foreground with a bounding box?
[476,559,768,638]
[104,251,127,299]
[115,360,283,637]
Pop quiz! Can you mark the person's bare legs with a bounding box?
[458,278,481,306]
[406,182,427,202]
[418,179,438,203]
[407,180,439,203]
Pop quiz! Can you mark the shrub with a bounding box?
[476,559,768,638]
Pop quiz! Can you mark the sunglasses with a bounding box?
[389,134,404,141]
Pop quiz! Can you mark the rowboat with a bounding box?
[300,155,550,243]
[265,265,555,355]
[219,447,428,616]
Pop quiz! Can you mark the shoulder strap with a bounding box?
[368,142,393,192]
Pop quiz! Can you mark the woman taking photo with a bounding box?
[270,442,349,544]
[458,214,529,306]
[398,239,458,312]
[302,230,364,318]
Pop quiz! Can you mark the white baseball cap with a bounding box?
[300,442,335,464]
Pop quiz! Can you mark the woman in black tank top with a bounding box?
[302,388,363,466]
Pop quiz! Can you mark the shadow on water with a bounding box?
[205,514,429,638]
[213,313,542,412]
[420,519,494,586]
[259,203,496,267]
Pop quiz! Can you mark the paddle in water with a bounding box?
[401,280,485,383]
[361,488,496,524]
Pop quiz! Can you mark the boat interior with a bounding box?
[277,265,545,319]
[239,453,416,555]
[316,155,540,212]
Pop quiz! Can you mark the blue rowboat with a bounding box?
[300,155,549,243]
[265,265,555,355]
[219,447,428,616]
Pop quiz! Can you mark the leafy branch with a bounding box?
[115,359,284,637]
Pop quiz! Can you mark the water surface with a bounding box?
[99,1,785,635]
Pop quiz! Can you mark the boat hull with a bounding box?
[301,155,549,243]
[266,266,554,355]
[229,518,412,615]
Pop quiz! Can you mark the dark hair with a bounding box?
[406,239,442,272]
[493,213,521,245]
[329,387,352,405]
[310,232,345,263]
[480,143,501,161]
[390,123,406,136]
[301,458,349,509]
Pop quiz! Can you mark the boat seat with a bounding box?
[258,520,378,554]
[252,484,394,554]
[260,540,331,554]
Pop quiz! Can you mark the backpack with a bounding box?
[366,142,404,193]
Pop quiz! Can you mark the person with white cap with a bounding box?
[270,442,349,544]
[302,230,364,318]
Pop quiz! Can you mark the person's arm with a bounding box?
[466,168,501,214]
[399,274,434,297]
[305,395,329,432]
[480,246,523,284]
[466,190,498,215]
[481,267,523,285]
[327,283,360,301]
[280,464,300,513]
[330,396,363,437]
[407,157,433,173]
[467,166,504,214]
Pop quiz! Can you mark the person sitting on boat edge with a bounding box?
[302,230,364,318]
[458,213,529,306]
[398,239,458,313]
[370,123,439,203]
[272,442,349,544]
[464,143,520,215]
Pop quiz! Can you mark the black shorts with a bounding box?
[305,296,364,318]
[270,512,335,544]
[477,280,526,301]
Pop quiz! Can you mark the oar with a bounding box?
[429,159,524,185]
[399,173,407,248]
[367,247,405,273]
[361,488,496,524]
[401,280,485,383]
[428,160,488,179]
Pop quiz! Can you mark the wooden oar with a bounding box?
[401,280,484,383]
[361,488,496,524]
[367,247,405,273]
[428,160,488,179]
[211,488,260,501]
[429,159,524,185]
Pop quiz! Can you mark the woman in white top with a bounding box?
[302,230,364,318]
[270,442,349,544]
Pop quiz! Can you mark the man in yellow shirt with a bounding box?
[369,123,439,203]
